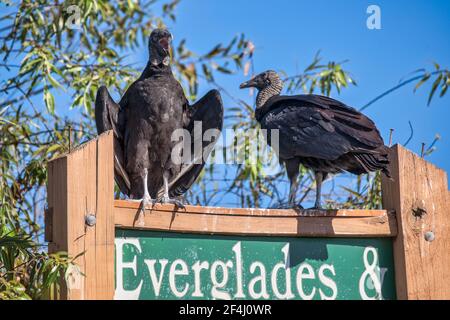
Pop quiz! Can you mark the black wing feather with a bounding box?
[163,89,224,198]
[262,105,354,160]
[95,86,131,196]
[259,94,387,161]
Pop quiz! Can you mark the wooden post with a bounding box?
[47,131,115,300]
[382,144,450,300]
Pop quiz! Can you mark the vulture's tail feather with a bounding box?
[353,147,391,178]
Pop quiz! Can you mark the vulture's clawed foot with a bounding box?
[158,196,186,209]
[290,203,305,214]
[292,204,305,210]
[274,202,304,210]
[138,195,156,215]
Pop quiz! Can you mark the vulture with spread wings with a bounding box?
[95,29,223,213]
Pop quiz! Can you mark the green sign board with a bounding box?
[114,229,396,300]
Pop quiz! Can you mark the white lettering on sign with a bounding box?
[232,242,246,299]
[114,238,143,300]
[359,246,383,300]
[296,263,316,300]
[211,260,234,300]
[318,264,338,300]
[144,259,169,297]
[248,261,269,299]
[271,243,295,299]
[114,239,390,300]
[191,261,209,298]
[169,259,189,298]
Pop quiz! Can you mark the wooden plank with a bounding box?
[47,131,115,300]
[114,199,389,217]
[65,141,88,299]
[47,156,68,299]
[44,207,53,242]
[95,130,115,299]
[114,204,397,238]
[382,144,450,300]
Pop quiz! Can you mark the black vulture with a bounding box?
[240,70,390,209]
[95,28,223,212]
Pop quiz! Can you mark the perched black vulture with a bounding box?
[95,29,223,212]
[240,70,390,209]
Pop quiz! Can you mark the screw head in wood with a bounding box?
[424,231,435,242]
[85,214,96,227]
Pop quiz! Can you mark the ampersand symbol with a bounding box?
[359,247,383,300]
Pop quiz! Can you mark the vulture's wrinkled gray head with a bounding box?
[148,28,173,66]
[240,70,284,107]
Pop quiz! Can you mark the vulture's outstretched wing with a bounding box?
[160,89,224,198]
[258,94,386,161]
[95,86,131,196]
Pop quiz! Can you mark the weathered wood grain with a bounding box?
[114,202,397,237]
[114,200,389,217]
[47,131,115,300]
[382,144,450,300]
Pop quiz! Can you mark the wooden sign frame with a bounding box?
[46,131,450,300]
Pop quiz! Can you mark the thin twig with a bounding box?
[360,70,446,111]
[403,121,414,146]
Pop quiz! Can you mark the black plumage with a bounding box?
[95,29,223,211]
[240,70,390,209]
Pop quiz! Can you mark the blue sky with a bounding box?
[158,0,450,178]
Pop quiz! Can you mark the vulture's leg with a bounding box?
[137,168,155,215]
[159,171,186,209]
[285,158,303,209]
[288,175,299,208]
[313,171,325,209]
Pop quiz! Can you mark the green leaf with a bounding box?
[433,61,440,70]
[414,73,431,92]
[47,74,62,89]
[428,74,443,105]
[205,44,223,58]
[44,88,55,114]
[47,144,61,154]
[213,64,233,74]
[336,70,348,87]
[319,70,332,77]
[440,83,448,97]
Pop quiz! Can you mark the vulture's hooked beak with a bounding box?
[239,79,257,89]
[159,35,172,52]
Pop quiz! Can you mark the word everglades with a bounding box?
[114,231,396,300]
